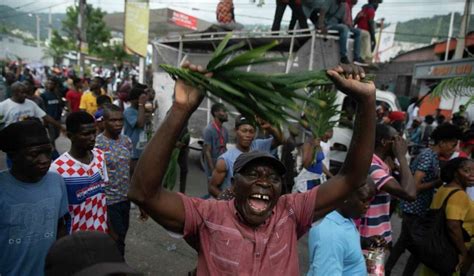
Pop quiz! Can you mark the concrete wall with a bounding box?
[0,34,53,65]
[372,61,418,97]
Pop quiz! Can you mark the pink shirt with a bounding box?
[180,187,319,275]
[358,154,394,243]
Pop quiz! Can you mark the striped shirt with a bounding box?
[358,154,394,243]
[50,149,109,234]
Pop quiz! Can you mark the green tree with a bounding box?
[47,4,111,62]
[43,30,72,65]
[99,43,135,64]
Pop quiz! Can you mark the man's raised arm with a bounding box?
[128,62,210,233]
[313,65,376,219]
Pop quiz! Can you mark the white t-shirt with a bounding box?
[0,98,46,127]
[406,103,419,129]
[320,141,331,170]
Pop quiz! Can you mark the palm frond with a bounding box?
[430,74,474,99]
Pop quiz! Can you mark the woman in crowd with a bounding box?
[422,157,474,275]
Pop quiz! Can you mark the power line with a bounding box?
[0,1,72,20]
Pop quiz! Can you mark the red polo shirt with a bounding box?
[179,187,319,275]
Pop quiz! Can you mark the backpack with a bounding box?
[408,189,470,274]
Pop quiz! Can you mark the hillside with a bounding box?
[1,4,472,45]
[0,5,65,40]
[395,13,474,44]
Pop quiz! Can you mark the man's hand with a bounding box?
[392,136,408,158]
[361,235,387,250]
[174,61,212,113]
[138,93,148,106]
[326,64,376,101]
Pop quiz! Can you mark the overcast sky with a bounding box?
[3,0,469,25]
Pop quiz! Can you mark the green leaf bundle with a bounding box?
[160,32,373,132]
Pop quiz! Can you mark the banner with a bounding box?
[124,0,150,57]
[168,10,198,30]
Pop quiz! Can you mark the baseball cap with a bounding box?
[233,151,286,176]
[388,111,406,122]
[235,115,255,129]
[45,231,141,276]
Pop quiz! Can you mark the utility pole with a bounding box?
[35,15,41,48]
[48,7,52,41]
[445,12,454,61]
[454,0,472,59]
[78,0,86,76]
[374,18,384,63]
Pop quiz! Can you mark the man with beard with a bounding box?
[0,120,68,275]
[50,112,109,234]
[128,62,376,275]
[202,103,229,179]
[95,105,133,256]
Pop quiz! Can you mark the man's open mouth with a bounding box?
[248,193,271,213]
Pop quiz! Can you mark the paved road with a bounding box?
[0,134,412,275]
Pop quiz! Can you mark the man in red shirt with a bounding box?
[128,62,376,275]
[355,0,380,57]
[66,77,83,113]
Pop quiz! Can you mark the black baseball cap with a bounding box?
[234,151,286,176]
[235,115,255,129]
[45,231,141,276]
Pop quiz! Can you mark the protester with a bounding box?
[128,62,376,275]
[271,0,308,32]
[66,77,83,113]
[202,103,229,178]
[408,118,422,147]
[406,97,420,129]
[307,178,376,275]
[41,77,65,157]
[0,120,68,276]
[177,124,191,194]
[420,115,435,146]
[50,111,109,234]
[324,0,363,64]
[419,157,474,275]
[79,76,107,115]
[320,129,334,177]
[208,115,283,198]
[387,111,406,135]
[354,0,380,59]
[45,232,139,276]
[359,124,416,245]
[216,0,244,30]
[293,136,326,192]
[123,86,150,177]
[3,71,16,99]
[23,78,45,110]
[95,105,133,256]
[94,95,113,133]
[280,124,300,193]
[346,0,374,63]
[385,123,463,275]
[460,130,474,158]
[0,82,64,131]
[301,0,327,32]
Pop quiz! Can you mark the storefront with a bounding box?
[412,58,474,117]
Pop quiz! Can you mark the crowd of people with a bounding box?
[0,56,473,275]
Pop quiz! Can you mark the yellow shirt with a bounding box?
[79,91,99,115]
[430,186,474,231]
[421,186,473,276]
[79,90,110,115]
